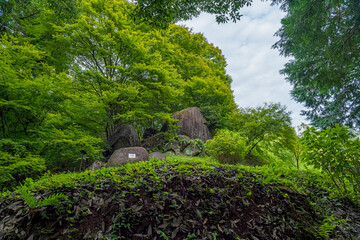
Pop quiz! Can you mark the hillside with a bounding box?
[1,156,359,240]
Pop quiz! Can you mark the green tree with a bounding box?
[55,0,185,139]
[0,34,104,172]
[273,0,360,129]
[0,0,81,72]
[302,124,360,197]
[133,0,253,27]
[228,103,296,163]
[161,25,237,130]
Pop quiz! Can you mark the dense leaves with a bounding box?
[273,0,360,129]
[2,157,359,239]
[227,103,297,164]
[0,0,237,188]
[205,130,247,164]
[302,124,360,199]
[133,0,254,27]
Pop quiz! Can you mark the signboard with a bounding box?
[128,153,136,159]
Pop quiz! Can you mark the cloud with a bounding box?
[178,1,308,127]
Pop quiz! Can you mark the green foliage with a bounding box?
[2,154,357,239]
[0,140,46,192]
[0,33,105,172]
[227,103,297,164]
[18,186,68,209]
[273,0,360,129]
[205,130,247,164]
[133,0,253,26]
[317,215,346,239]
[302,124,360,198]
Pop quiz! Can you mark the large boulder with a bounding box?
[108,124,138,151]
[107,147,149,167]
[183,141,201,156]
[172,107,212,142]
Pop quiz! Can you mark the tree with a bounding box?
[133,0,253,27]
[0,0,81,72]
[0,34,104,172]
[228,103,296,163]
[55,0,187,139]
[301,124,360,197]
[273,0,360,129]
[160,25,237,130]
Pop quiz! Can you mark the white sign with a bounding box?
[128,153,136,158]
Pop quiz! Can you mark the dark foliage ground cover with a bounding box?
[0,157,359,239]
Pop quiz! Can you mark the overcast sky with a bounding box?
[179,1,307,128]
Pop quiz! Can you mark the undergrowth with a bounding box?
[0,155,358,239]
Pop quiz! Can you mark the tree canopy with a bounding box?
[0,0,237,182]
[273,0,360,129]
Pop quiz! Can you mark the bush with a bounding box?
[301,124,360,198]
[0,151,46,192]
[205,130,247,164]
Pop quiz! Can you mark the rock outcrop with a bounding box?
[108,124,138,151]
[106,147,149,167]
[183,141,202,156]
[172,107,212,142]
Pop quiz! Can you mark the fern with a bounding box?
[317,215,346,239]
[18,186,67,209]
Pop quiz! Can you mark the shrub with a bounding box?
[0,151,46,192]
[301,124,360,198]
[205,130,247,164]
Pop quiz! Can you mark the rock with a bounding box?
[143,128,159,139]
[163,140,181,155]
[171,107,212,142]
[141,133,167,152]
[178,135,191,151]
[106,147,149,167]
[183,141,201,156]
[108,124,138,151]
[87,161,105,171]
[149,152,166,160]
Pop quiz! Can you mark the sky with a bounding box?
[179,1,307,128]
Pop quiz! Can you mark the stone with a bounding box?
[163,140,181,155]
[87,161,105,171]
[106,147,149,167]
[178,135,191,151]
[108,124,138,151]
[171,107,212,142]
[149,152,166,160]
[183,141,201,156]
[143,128,159,139]
[141,133,167,152]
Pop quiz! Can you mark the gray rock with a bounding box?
[106,147,149,167]
[183,141,201,156]
[172,107,212,142]
[149,152,166,160]
[178,135,191,151]
[141,133,167,152]
[163,140,181,155]
[87,161,105,171]
[108,124,138,151]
